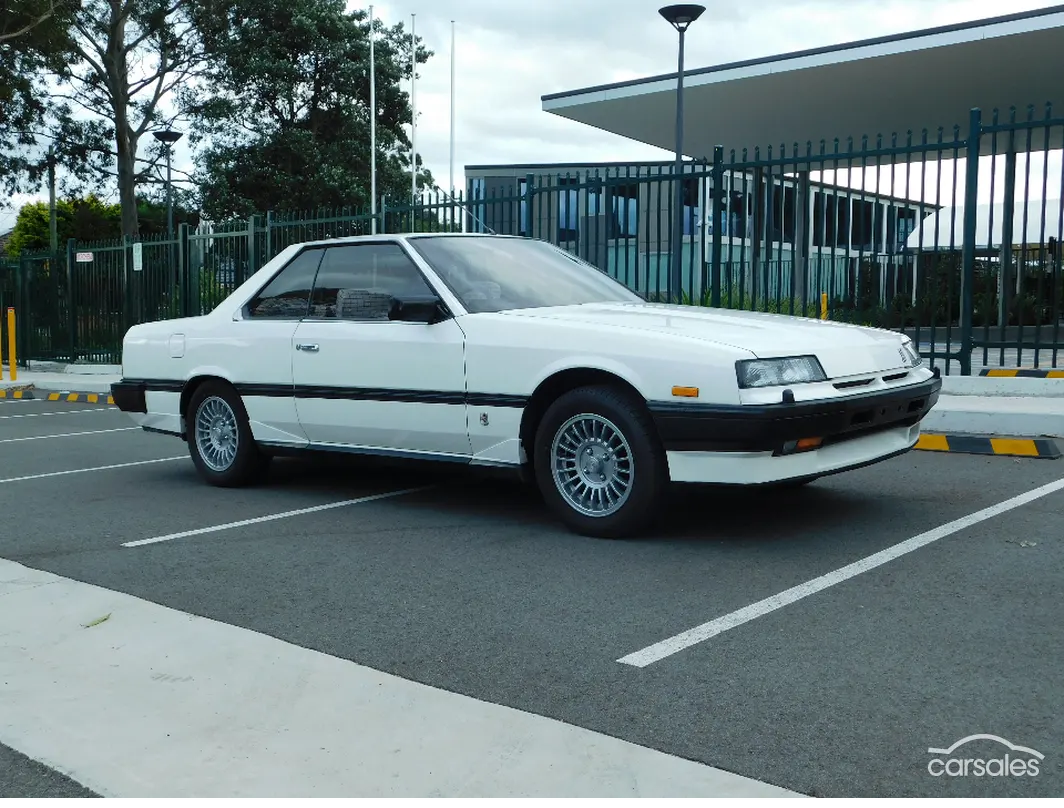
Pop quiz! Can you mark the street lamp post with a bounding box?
[152,129,183,242]
[152,129,183,299]
[659,4,705,304]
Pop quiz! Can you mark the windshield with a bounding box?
[407,235,644,313]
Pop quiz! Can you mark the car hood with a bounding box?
[502,302,912,378]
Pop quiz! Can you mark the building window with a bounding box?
[608,182,638,239]
[558,176,579,242]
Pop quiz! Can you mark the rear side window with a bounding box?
[309,243,435,320]
[246,249,325,318]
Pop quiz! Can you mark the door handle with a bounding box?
[295,343,319,352]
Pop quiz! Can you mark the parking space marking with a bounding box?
[618,474,1064,668]
[122,487,434,548]
[0,427,138,444]
[0,456,187,485]
[0,407,114,421]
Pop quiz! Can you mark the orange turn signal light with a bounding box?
[796,437,823,451]
[671,386,699,398]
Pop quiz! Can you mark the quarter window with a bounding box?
[309,243,436,320]
[246,248,324,318]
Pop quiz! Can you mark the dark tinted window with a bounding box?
[309,243,435,321]
[408,236,643,313]
[246,248,324,318]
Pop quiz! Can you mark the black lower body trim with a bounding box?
[110,381,147,413]
[649,378,941,453]
[143,425,185,439]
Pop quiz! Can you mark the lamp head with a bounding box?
[152,129,183,145]
[659,4,706,32]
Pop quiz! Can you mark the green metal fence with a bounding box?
[6,102,1063,373]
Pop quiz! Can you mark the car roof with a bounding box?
[288,232,525,250]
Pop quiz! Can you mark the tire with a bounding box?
[533,385,668,539]
[186,380,271,487]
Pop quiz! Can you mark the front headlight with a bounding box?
[900,338,923,368]
[736,355,827,389]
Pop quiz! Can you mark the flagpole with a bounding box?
[410,13,417,206]
[449,20,455,198]
[369,5,377,235]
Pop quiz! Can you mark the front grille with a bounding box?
[834,378,874,390]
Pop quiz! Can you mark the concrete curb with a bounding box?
[915,433,1061,459]
[922,395,1064,439]
[940,376,1064,398]
[24,360,122,375]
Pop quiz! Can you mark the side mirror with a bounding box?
[388,294,444,324]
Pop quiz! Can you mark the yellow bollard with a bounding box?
[6,308,15,382]
[820,292,828,321]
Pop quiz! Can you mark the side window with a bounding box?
[309,243,435,321]
[246,248,324,318]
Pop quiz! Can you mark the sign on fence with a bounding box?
[75,252,93,263]
[132,242,143,272]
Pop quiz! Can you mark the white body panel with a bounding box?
[290,319,470,455]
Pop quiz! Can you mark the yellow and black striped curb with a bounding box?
[0,385,115,404]
[980,368,1064,378]
[0,386,34,399]
[916,433,1061,459]
[42,391,115,405]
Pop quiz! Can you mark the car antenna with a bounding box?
[433,184,497,235]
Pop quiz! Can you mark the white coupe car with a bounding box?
[112,233,941,538]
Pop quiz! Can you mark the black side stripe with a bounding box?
[125,379,527,408]
[137,380,185,393]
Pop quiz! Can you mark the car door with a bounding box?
[232,247,327,446]
[291,241,471,458]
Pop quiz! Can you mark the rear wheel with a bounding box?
[186,380,271,487]
[533,385,668,538]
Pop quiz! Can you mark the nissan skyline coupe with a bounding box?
[111,233,941,538]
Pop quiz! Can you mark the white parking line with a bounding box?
[0,427,138,444]
[0,407,113,420]
[618,475,1064,668]
[122,486,434,548]
[0,456,187,485]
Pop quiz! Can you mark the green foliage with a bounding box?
[0,1,78,191]
[4,194,200,256]
[3,1,210,236]
[5,195,120,256]
[190,0,434,220]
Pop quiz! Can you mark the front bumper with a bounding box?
[110,380,147,413]
[648,376,942,454]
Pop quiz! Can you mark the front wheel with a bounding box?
[186,380,271,487]
[533,385,668,538]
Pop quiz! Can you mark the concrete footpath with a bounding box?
[0,558,798,798]
[3,363,1064,440]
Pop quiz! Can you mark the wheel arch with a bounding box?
[519,367,653,472]
[180,373,238,428]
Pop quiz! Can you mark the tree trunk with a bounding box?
[115,122,138,238]
[107,2,138,238]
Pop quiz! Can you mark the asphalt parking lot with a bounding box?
[1,397,1062,797]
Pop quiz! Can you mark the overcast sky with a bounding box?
[2,0,1061,232]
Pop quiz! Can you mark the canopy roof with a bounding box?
[542,6,1064,159]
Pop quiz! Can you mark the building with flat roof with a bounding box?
[462,6,1064,311]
